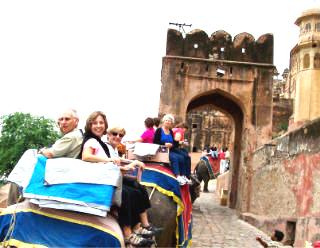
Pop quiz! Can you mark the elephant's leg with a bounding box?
[203,179,209,192]
[202,171,211,192]
[196,172,203,185]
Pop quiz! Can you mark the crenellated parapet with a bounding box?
[166,29,273,64]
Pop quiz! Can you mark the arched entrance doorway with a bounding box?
[186,90,243,209]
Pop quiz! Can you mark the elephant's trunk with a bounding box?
[189,174,201,203]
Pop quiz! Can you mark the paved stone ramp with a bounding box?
[192,180,270,248]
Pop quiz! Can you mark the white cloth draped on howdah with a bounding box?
[45,157,121,185]
[132,142,160,156]
[29,198,108,216]
[7,149,121,217]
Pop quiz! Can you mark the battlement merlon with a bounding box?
[166,29,274,64]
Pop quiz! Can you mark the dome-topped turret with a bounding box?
[289,8,320,124]
[295,8,320,45]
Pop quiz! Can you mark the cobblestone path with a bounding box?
[192,181,270,248]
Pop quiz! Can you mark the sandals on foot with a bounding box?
[134,227,155,238]
[125,233,154,247]
[141,224,163,234]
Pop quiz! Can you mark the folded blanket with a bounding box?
[45,158,121,186]
[8,150,121,216]
[133,142,160,156]
[7,149,38,189]
[30,199,108,217]
[23,155,115,214]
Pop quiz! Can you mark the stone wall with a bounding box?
[247,117,320,246]
[272,97,293,136]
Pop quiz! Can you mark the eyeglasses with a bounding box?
[58,117,72,122]
[111,132,124,138]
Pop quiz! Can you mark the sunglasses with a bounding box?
[111,132,124,138]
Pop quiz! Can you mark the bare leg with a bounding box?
[132,211,150,231]
[204,180,209,192]
[124,224,154,246]
[140,211,150,227]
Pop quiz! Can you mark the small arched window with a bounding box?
[315,22,320,32]
[303,53,310,68]
[314,53,320,68]
[305,23,311,33]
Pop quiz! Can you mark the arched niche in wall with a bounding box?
[303,53,310,69]
[314,53,320,68]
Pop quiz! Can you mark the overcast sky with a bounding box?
[0,0,319,139]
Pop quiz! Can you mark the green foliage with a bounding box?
[0,112,60,176]
[278,122,288,131]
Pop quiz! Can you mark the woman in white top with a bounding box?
[80,111,156,247]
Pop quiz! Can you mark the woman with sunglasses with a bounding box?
[80,111,156,247]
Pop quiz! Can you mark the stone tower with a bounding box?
[290,8,320,125]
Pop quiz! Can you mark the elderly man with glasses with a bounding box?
[40,109,83,158]
[8,109,84,206]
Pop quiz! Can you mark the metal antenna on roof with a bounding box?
[169,22,192,34]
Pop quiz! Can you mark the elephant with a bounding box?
[146,174,200,247]
[5,175,200,247]
[194,156,219,192]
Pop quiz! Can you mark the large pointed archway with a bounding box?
[187,90,243,208]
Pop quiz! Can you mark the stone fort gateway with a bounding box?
[158,10,320,246]
[159,28,274,210]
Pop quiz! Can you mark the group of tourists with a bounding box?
[39,109,191,246]
[40,109,156,246]
[204,145,231,174]
[131,114,191,185]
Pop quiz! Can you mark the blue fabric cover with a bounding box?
[24,155,115,208]
[0,211,121,247]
